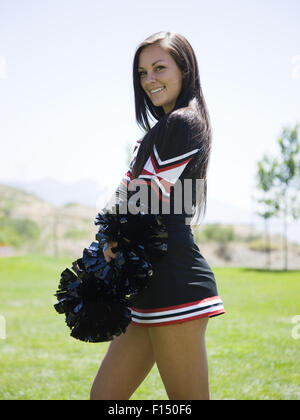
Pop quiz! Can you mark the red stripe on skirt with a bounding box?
[130,308,225,327]
[128,296,222,314]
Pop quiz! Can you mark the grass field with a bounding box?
[0,255,299,400]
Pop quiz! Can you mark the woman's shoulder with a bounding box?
[157,108,201,159]
[167,108,194,128]
[166,108,203,146]
[167,102,202,126]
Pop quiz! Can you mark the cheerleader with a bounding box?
[90,31,225,400]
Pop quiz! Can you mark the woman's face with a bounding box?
[138,44,183,114]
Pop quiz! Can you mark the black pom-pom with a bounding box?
[54,207,168,343]
[54,259,131,342]
[121,244,153,296]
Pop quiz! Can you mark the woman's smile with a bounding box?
[149,86,166,95]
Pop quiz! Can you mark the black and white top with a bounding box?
[104,114,203,223]
[102,113,225,326]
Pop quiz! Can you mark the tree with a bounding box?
[254,123,300,271]
[273,123,300,270]
[254,154,280,269]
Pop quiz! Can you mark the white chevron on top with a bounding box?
[153,144,200,166]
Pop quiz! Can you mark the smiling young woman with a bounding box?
[90,31,225,401]
[137,43,183,114]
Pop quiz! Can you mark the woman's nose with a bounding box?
[145,72,156,84]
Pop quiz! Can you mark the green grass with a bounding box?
[0,255,299,400]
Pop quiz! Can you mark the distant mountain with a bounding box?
[2,177,300,245]
[7,176,253,220]
[7,176,111,208]
[205,198,252,224]
[0,182,97,257]
[1,181,299,267]
[205,198,300,245]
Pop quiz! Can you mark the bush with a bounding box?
[63,229,90,240]
[0,218,40,248]
[247,239,280,252]
[201,223,235,243]
[0,224,21,247]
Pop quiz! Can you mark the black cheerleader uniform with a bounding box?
[102,115,225,327]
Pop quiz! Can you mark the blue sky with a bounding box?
[0,0,300,238]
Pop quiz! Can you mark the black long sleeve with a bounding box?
[101,113,201,220]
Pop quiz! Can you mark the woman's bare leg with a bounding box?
[148,317,209,400]
[90,323,155,400]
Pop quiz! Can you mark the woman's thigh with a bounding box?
[148,317,209,400]
[90,322,155,400]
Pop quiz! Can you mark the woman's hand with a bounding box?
[103,241,119,263]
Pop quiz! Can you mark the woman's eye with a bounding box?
[138,66,164,77]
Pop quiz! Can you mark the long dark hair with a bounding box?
[132,31,212,226]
